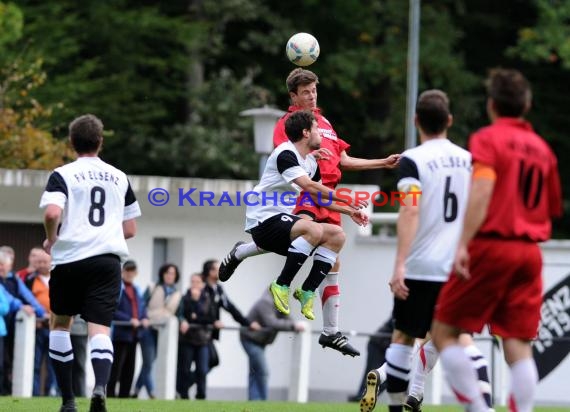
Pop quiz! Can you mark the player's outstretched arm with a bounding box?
[340,151,401,171]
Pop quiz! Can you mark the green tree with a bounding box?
[508,0,570,69]
[0,1,71,169]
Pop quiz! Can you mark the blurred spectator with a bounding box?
[107,260,149,398]
[240,288,305,400]
[25,250,56,396]
[0,248,45,395]
[348,317,393,402]
[201,260,260,369]
[176,273,216,400]
[0,247,14,262]
[0,282,11,395]
[132,263,182,399]
[16,246,43,281]
[70,316,88,397]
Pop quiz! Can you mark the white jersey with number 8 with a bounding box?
[39,156,141,266]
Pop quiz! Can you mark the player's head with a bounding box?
[285,110,320,148]
[286,68,319,110]
[158,263,180,285]
[68,114,104,155]
[486,68,531,119]
[415,89,452,137]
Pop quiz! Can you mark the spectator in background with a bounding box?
[132,263,182,399]
[26,250,56,396]
[0,281,11,396]
[201,260,260,368]
[240,288,305,400]
[107,260,149,398]
[0,248,46,395]
[0,246,15,262]
[16,246,43,281]
[177,273,216,400]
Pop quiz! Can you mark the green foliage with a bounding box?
[0,1,71,169]
[152,68,269,178]
[508,0,570,69]
[0,2,22,48]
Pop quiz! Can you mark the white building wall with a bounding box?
[1,169,569,405]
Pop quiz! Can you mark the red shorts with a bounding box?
[434,237,543,339]
[293,190,342,226]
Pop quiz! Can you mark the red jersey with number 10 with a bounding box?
[470,118,562,242]
[273,105,350,188]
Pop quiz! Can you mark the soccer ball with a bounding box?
[286,33,320,67]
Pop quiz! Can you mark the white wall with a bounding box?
[1,169,569,405]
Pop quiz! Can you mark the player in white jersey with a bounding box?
[360,91,472,412]
[246,110,368,320]
[40,114,141,412]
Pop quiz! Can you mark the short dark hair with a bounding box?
[286,68,319,94]
[416,90,450,135]
[123,260,137,271]
[69,114,104,154]
[284,111,315,143]
[486,68,531,117]
[157,263,180,284]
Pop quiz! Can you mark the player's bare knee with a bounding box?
[50,314,72,330]
[326,225,345,247]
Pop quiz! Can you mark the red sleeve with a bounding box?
[273,118,289,148]
[468,129,497,167]
[548,154,563,219]
[338,137,350,153]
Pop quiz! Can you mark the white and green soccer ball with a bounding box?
[286,32,320,67]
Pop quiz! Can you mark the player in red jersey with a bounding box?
[220,68,399,356]
[431,69,563,412]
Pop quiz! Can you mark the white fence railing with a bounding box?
[12,316,313,402]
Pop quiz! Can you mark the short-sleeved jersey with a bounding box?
[245,141,320,231]
[273,105,349,188]
[39,157,141,266]
[398,139,472,282]
[469,118,562,241]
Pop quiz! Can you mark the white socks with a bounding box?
[318,272,340,335]
[509,358,538,412]
[386,343,414,406]
[440,345,488,412]
[409,340,439,399]
[235,241,266,260]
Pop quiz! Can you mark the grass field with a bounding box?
[0,398,569,412]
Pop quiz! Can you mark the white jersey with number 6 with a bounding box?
[39,156,141,266]
[397,139,472,282]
